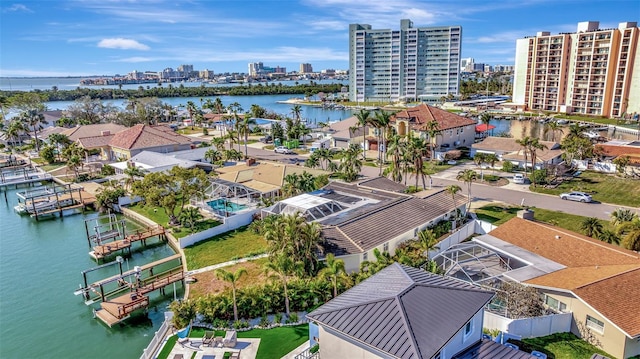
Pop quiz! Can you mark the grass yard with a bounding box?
[127,204,221,239]
[509,332,614,359]
[236,324,309,359]
[475,204,613,235]
[183,226,268,270]
[189,257,270,298]
[530,171,640,208]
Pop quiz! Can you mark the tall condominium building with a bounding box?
[513,21,640,117]
[300,63,313,73]
[349,19,462,103]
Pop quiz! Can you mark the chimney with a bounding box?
[517,209,534,220]
[101,130,111,136]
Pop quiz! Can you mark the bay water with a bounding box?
[0,187,182,358]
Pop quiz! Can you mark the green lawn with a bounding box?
[510,332,614,359]
[475,204,613,235]
[183,226,268,270]
[127,204,221,239]
[530,171,640,208]
[236,324,309,359]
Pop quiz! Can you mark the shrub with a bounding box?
[405,185,420,194]
[310,344,320,354]
[203,128,209,135]
[101,165,115,176]
[259,315,270,328]
[274,313,283,324]
[502,161,514,172]
[287,312,299,323]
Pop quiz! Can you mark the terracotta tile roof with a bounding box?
[391,104,476,131]
[109,124,191,150]
[490,218,640,267]
[60,123,126,141]
[525,264,640,290]
[77,134,114,148]
[573,268,640,337]
[595,144,640,164]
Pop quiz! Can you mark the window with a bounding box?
[464,320,472,336]
[544,295,567,312]
[383,243,389,253]
[586,315,604,333]
[363,252,368,261]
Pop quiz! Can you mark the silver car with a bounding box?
[559,191,592,203]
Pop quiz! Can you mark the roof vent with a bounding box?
[555,235,561,239]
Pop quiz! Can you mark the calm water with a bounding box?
[0,186,182,359]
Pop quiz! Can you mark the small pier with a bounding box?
[84,214,166,260]
[0,154,26,169]
[75,254,184,327]
[0,165,52,189]
[15,183,94,220]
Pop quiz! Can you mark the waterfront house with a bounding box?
[328,115,367,149]
[390,104,477,156]
[61,123,126,160]
[109,150,212,174]
[308,263,537,359]
[471,136,563,169]
[108,124,193,160]
[438,214,640,359]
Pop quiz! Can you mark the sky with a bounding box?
[0,0,638,77]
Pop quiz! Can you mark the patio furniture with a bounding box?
[214,336,224,347]
[203,330,215,346]
[531,351,547,359]
[229,350,241,359]
[504,343,519,350]
[173,355,184,359]
[223,330,237,348]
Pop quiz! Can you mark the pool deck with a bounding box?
[168,338,260,359]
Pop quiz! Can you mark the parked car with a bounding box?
[559,191,592,203]
[274,146,295,154]
[259,135,272,143]
[512,173,526,184]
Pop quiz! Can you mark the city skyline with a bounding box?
[0,0,638,77]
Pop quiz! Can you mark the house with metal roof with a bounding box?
[434,213,640,359]
[308,263,536,359]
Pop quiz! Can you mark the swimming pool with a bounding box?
[206,198,247,212]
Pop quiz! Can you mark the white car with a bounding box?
[512,173,526,184]
[559,191,593,203]
[274,146,295,154]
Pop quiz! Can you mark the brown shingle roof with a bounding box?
[77,134,114,149]
[109,124,191,150]
[61,123,126,141]
[391,104,476,131]
[573,268,640,337]
[472,136,559,152]
[490,218,640,267]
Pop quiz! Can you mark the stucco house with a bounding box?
[454,215,640,359]
[308,263,536,359]
[471,137,563,169]
[108,124,193,160]
[390,104,477,152]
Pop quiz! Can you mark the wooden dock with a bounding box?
[85,255,184,327]
[90,225,165,260]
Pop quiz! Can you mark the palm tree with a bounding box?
[186,101,198,130]
[581,217,603,238]
[545,121,563,142]
[384,134,404,183]
[66,155,82,180]
[423,120,441,162]
[179,206,202,229]
[456,169,477,212]
[527,138,548,186]
[597,229,620,245]
[418,229,439,261]
[515,136,532,175]
[19,109,48,152]
[407,133,430,189]
[445,184,462,223]
[227,102,243,152]
[123,163,145,191]
[617,218,640,251]
[374,110,392,174]
[204,148,222,167]
[479,112,492,136]
[238,115,257,159]
[215,268,247,322]
[338,144,363,182]
[484,153,499,173]
[5,119,26,148]
[355,109,371,160]
[291,104,302,125]
[264,255,302,316]
[48,133,71,162]
[318,254,346,298]
[567,123,587,139]
[610,208,638,227]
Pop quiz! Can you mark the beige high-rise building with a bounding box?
[300,63,313,73]
[513,21,640,118]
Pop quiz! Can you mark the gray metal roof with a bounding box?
[358,176,408,193]
[452,339,537,359]
[308,263,495,359]
[321,190,467,254]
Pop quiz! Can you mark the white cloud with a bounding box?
[0,68,95,77]
[97,38,150,50]
[4,3,33,12]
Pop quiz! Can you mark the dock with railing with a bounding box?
[14,182,93,219]
[90,225,166,260]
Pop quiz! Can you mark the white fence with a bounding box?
[484,311,572,339]
[179,209,258,248]
[140,312,174,359]
[429,220,496,258]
